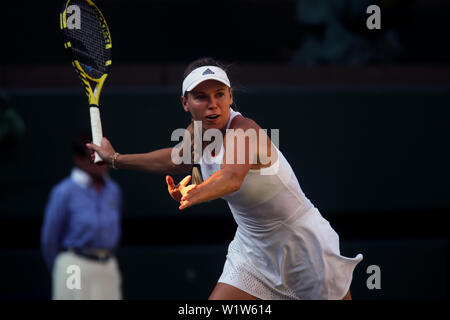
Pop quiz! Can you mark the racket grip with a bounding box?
[90,106,103,163]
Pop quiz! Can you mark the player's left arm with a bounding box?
[177,116,270,210]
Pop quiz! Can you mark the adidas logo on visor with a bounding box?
[202,68,215,75]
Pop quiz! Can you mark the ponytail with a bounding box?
[190,118,204,185]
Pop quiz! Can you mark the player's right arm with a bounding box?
[86,123,194,175]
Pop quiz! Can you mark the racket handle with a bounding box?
[90,106,103,163]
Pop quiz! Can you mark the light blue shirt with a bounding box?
[41,168,122,271]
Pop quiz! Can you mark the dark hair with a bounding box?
[72,131,92,158]
[183,57,228,78]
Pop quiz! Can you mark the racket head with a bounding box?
[60,0,112,105]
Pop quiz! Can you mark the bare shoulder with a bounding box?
[226,113,277,169]
[228,114,261,131]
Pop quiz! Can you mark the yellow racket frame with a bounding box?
[60,0,112,106]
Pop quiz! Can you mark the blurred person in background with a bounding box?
[41,132,123,299]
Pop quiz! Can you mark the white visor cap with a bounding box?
[182,66,230,96]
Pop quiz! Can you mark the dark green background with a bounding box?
[2,88,449,219]
[1,0,449,301]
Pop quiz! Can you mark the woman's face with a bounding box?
[182,79,233,132]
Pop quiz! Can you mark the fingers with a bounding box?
[86,137,116,165]
[178,184,198,210]
[166,175,196,209]
[180,184,198,199]
[85,142,99,152]
[101,137,111,148]
[179,199,190,210]
[86,143,99,163]
[179,175,192,187]
[166,175,175,192]
[166,175,174,187]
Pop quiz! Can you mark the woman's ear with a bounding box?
[229,88,233,105]
[181,95,189,112]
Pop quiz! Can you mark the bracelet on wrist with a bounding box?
[111,152,120,170]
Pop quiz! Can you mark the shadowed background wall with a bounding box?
[1,0,449,299]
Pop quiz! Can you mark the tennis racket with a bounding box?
[60,0,112,163]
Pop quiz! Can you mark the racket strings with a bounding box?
[66,0,110,78]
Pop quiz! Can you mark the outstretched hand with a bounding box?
[86,137,116,165]
[166,175,198,210]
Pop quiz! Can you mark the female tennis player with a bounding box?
[87,57,363,300]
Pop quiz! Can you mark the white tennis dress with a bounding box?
[199,108,363,300]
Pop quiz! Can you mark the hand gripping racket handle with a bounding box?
[90,106,103,163]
